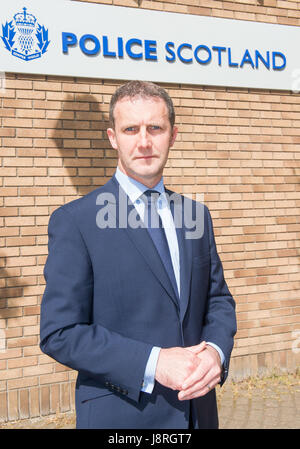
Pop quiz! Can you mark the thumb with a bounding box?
[185,341,206,354]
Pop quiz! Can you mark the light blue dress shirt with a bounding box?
[115,168,224,394]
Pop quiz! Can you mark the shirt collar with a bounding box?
[115,167,165,205]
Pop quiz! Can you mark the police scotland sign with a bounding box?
[0,0,299,91]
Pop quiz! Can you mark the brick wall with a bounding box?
[0,0,299,422]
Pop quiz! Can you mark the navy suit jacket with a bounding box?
[40,176,236,429]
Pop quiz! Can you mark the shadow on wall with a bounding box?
[0,252,8,324]
[0,95,117,346]
[51,93,118,197]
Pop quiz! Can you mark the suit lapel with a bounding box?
[106,177,180,311]
[167,190,193,322]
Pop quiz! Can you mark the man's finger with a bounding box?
[178,372,221,401]
[185,341,206,354]
[178,383,213,401]
[180,364,207,391]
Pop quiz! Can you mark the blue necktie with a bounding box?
[143,190,179,301]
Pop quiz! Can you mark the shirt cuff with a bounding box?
[141,346,161,394]
[206,342,225,365]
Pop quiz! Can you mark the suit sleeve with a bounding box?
[39,206,152,403]
[200,207,237,384]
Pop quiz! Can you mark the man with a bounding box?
[40,80,236,429]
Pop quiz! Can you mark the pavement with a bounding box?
[217,372,299,429]
[0,372,299,430]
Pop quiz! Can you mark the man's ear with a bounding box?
[170,126,178,147]
[107,128,118,150]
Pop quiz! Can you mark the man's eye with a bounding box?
[149,126,161,131]
[125,127,137,132]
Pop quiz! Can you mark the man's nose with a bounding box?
[138,128,151,149]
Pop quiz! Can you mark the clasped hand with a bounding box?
[154,341,222,400]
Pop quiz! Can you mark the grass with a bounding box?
[216,369,300,401]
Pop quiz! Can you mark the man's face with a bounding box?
[107,96,177,188]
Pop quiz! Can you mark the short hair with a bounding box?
[109,80,175,128]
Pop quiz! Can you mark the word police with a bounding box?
[62,32,286,70]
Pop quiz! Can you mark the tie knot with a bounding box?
[141,190,160,228]
[143,190,160,204]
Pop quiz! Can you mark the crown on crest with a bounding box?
[14,7,36,30]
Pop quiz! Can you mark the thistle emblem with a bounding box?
[1,7,50,61]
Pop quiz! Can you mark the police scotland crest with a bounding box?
[1,6,50,61]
